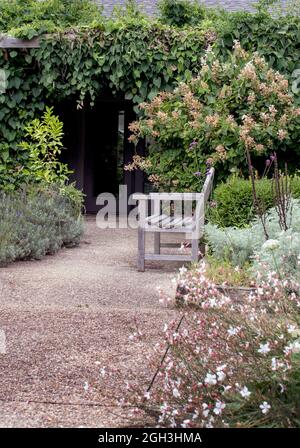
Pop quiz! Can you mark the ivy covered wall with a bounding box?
[0,20,213,186]
[0,0,300,188]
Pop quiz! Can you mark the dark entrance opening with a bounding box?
[55,98,144,213]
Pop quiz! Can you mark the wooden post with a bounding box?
[191,238,199,263]
[153,197,161,254]
[199,240,206,259]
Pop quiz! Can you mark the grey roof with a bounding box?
[95,1,264,16]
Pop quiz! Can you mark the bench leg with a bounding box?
[199,239,206,258]
[191,238,199,263]
[138,227,145,272]
[154,233,160,254]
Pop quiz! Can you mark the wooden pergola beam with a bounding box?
[0,37,40,48]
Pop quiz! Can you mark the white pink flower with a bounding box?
[213,400,226,415]
[260,401,271,415]
[204,373,217,385]
[258,342,271,355]
[228,326,240,337]
[202,403,210,418]
[172,388,180,398]
[240,386,251,399]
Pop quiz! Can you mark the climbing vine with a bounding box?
[0,0,102,38]
[0,1,300,188]
[0,14,214,186]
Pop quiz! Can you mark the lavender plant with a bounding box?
[0,183,83,265]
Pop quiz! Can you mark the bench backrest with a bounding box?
[133,168,215,226]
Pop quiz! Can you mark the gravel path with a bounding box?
[0,217,180,427]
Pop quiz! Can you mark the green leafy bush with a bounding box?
[128,44,300,190]
[216,9,300,102]
[0,0,102,37]
[1,1,300,190]
[0,107,84,265]
[18,106,71,185]
[158,0,229,30]
[209,175,300,228]
[0,107,74,190]
[0,183,84,265]
[158,0,205,27]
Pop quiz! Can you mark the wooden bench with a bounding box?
[133,168,214,271]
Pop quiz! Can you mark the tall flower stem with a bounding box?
[245,147,269,240]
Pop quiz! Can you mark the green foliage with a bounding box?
[129,46,300,190]
[290,174,300,197]
[204,255,252,287]
[147,256,300,428]
[206,223,257,267]
[215,10,300,100]
[158,0,228,30]
[18,106,70,184]
[39,23,209,107]
[0,183,84,265]
[0,20,211,180]
[209,175,300,228]
[253,229,300,281]
[0,2,300,189]
[0,0,102,38]
[158,0,205,27]
[227,356,300,428]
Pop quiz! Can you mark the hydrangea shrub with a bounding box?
[128,43,300,190]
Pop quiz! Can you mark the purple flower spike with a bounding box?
[194,171,202,177]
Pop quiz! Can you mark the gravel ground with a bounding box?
[0,217,181,427]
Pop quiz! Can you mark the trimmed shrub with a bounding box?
[0,183,84,265]
[209,175,300,228]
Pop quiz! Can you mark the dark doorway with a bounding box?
[56,98,144,213]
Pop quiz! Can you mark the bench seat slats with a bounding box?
[145,214,194,230]
[145,214,168,225]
